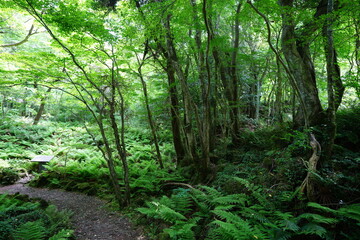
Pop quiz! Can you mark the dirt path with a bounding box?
[0,184,146,240]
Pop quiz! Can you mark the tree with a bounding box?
[10,0,133,207]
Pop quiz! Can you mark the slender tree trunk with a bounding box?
[33,88,51,125]
[255,80,261,120]
[105,69,130,207]
[97,115,124,208]
[200,0,213,180]
[274,56,283,123]
[229,1,243,136]
[355,18,360,98]
[164,15,196,166]
[322,0,344,161]
[1,95,6,118]
[137,57,164,168]
[165,56,186,165]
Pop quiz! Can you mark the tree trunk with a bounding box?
[279,0,323,127]
[137,56,164,168]
[322,0,344,161]
[1,95,6,118]
[229,1,243,137]
[165,55,186,165]
[164,15,196,166]
[33,88,51,125]
[355,18,360,98]
[92,113,124,208]
[274,56,283,123]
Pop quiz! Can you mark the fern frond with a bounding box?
[211,219,267,240]
[297,213,338,224]
[157,204,187,223]
[307,202,337,214]
[164,218,198,240]
[214,205,236,211]
[280,220,300,232]
[137,201,186,224]
[48,229,74,240]
[232,177,269,207]
[299,222,327,238]
[13,220,46,240]
[170,189,193,215]
[212,209,244,223]
[198,186,222,199]
[212,194,247,206]
[338,204,360,222]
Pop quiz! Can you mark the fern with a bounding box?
[48,229,74,240]
[137,198,187,224]
[297,213,339,224]
[212,194,247,206]
[210,220,268,240]
[211,209,268,240]
[164,218,199,240]
[13,220,46,240]
[307,202,360,225]
[0,194,19,212]
[44,205,73,236]
[232,177,270,207]
[168,188,193,215]
[137,178,359,239]
[299,223,327,238]
[337,204,360,222]
[307,202,337,214]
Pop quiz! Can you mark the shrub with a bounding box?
[0,168,19,185]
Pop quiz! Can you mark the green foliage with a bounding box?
[48,229,74,240]
[0,221,13,240]
[0,168,19,185]
[13,220,46,240]
[0,194,74,240]
[336,107,360,151]
[137,178,360,239]
[1,0,359,239]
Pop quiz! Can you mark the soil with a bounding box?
[0,183,147,240]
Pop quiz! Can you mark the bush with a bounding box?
[0,168,19,185]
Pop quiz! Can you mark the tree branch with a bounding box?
[0,24,38,47]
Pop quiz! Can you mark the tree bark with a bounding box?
[229,1,243,135]
[167,65,186,164]
[322,0,344,161]
[33,88,51,125]
[279,0,323,127]
[274,56,283,123]
[164,15,196,166]
[137,54,164,168]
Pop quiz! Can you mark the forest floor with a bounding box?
[0,183,146,240]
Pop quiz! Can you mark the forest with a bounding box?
[0,0,360,239]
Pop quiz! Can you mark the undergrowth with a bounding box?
[0,194,74,240]
[1,114,360,240]
[136,178,360,240]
